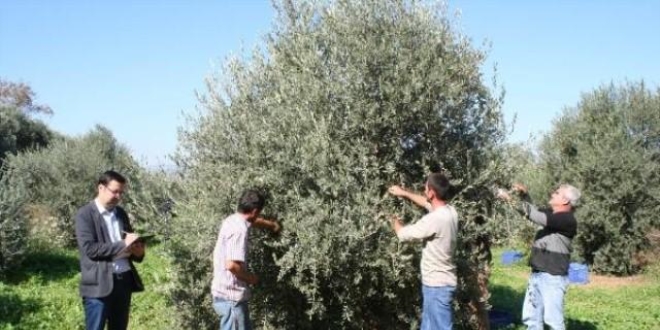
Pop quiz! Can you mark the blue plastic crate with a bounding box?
[489,309,514,328]
[501,250,523,265]
[568,262,589,284]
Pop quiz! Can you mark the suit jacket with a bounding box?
[75,201,144,298]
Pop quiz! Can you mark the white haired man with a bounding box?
[497,183,581,330]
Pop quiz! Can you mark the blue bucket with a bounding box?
[501,250,523,265]
[568,262,589,284]
[489,309,514,328]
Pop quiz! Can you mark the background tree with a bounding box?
[0,79,56,169]
[0,174,29,277]
[0,79,53,115]
[0,125,169,247]
[171,0,506,329]
[538,81,660,275]
[0,79,56,275]
[0,79,176,276]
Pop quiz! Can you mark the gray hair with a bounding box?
[560,184,581,207]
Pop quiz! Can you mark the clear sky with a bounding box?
[1,1,659,168]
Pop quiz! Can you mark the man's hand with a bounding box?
[388,184,430,209]
[123,233,139,247]
[495,183,528,202]
[495,188,512,202]
[226,260,260,285]
[272,221,281,234]
[130,241,146,258]
[390,214,403,234]
[388,185,407,197]
[254,217,281,234]
[512,183,528,194]
[246,273,259,285]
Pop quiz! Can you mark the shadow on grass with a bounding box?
[566,319,599,330]
[489,284,599,330]
[5,248,79,284]
[0,291,41,327]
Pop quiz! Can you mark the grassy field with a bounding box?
[0,244,175,330]
[489,248,660,330]
[2,245,659,329]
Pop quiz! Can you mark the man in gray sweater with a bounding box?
[497,183,580,330]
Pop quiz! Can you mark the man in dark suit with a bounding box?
[75,170,146,330]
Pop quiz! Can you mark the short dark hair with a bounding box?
[237,189,266,213]
[426,172,451,200]
[97,170,127,186]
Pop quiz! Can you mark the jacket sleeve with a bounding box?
[75,207,126,261]
[512,193,549,226]
[521,202,549,226]
[118,207,145,263]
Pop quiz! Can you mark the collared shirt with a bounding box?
[94,199,131,273]
[397,204,458,287]
[211,213,251,302]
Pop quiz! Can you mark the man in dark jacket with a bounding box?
[75,170,145,330]
[497,183,580,330]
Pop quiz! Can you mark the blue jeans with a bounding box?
[213,297,252,330]
[522,272,569,330]
[83,273,133,330]
[421,285,455,330]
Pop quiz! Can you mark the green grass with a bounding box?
[2,245,659,329]
[489,248,660,330]
[0,244,175,330]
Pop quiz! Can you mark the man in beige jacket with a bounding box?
[388,172,459,330]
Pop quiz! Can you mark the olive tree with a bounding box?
[172,0,506,328]
[539,81,660,275]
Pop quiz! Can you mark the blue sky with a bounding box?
[1,1,659,168]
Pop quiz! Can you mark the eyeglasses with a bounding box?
[103,185,125,196]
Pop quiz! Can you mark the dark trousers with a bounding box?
[83,271,134,330]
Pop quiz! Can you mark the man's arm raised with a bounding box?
[388,185,430,210]
[496,183,547,225]
[251,216,281,233]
